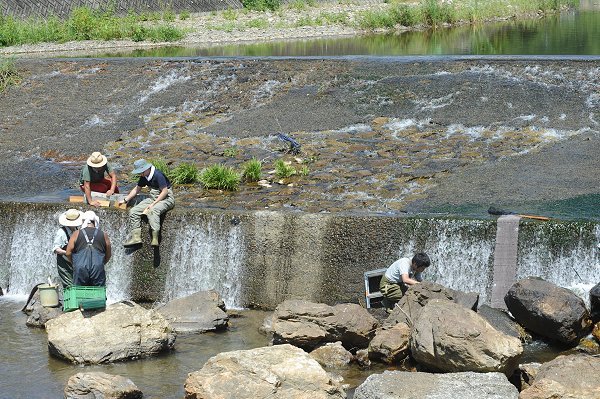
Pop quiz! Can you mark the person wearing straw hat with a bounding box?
[79,151,119,207]
[66,210,111,286]
[120,159,175,248]
[52,209,83,287]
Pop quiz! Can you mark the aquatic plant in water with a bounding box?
[242,158,262,182]
[200,164,241,191]
[274,159,296,178]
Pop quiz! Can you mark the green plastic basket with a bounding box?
[63,286,106,312]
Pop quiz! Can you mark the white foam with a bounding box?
[138,70,191,104]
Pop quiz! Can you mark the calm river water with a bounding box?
[100,6,600,57]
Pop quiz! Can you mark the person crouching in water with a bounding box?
[66,210,111,286]
[380,252,431,310]
[120,159,175,247]
[52,209,83,287]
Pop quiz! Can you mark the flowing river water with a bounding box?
[1,3,600,398]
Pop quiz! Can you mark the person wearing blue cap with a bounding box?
[120,159,175,247]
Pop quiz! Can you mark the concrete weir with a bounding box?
[0,202,597,309]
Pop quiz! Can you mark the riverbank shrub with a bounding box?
[0,7,184,47]
[242,0,281,12]
[242,159,262,182]
[200,164,241,191]
[0,57,20,92]
[170,162,200,184]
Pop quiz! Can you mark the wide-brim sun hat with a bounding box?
[132,159,152,174]
[59,209,83,227]
[87,151,107,168]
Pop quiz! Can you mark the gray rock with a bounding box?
[353,370,518,399]
[504,277,592,345]
[520,354,600,399]
[271,300,379,351]
[23,290,63,328]
[64,372,142,399]
[310,341,354,369]
[355,349,371,368]
[156,290,228,334]
[511,362,541,391]
[411,299,522,375]
[46,301,176,364]
[368,323,411,364]
[385,281,479,327]
[184,344,346,399]
[478,304,522,340]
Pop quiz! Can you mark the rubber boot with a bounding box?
[151,230,160,246]
[123,228,142,247]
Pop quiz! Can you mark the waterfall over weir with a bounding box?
[0,202,598,309]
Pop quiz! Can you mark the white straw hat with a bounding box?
[87,152,107,168]
[58,209,83,227]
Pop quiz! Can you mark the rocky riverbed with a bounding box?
[0,57,598,216]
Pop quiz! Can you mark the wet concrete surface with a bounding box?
[1,57,598,217]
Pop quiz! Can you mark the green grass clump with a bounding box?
[0,6,184,47]
[420,0,455,26]
[179,11,191,21]
[0,57,20,92]
[200,164,241,191]
[358,4,418,29]
[242,0,281,12]
[274,159,296,179]
[242,158,262,182]
[150,158,171,176]
[223,147,239,157]
[299,165,310,176]
[246,18,269,29]
[170,162,200,184]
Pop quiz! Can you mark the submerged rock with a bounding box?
[64,372,142,399]
[46,301,176,364]
[504,277,592,345]
[411,299,522,375]
[519,354,600,399]
[184,344,346,399]
[271,299,378,351]
[156,290,228,334]
[353,370,518,399]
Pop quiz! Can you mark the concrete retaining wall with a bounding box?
[0,0,244,19]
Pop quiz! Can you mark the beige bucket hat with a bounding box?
[59,209,83,227]
[87,152,107,168]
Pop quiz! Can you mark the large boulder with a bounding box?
[368,323,411,364]
[46,301,176,364]
[385,281,479,327]
[411,299,522,375]
[271,300,378,351]
[591,282,600,324]
[519,354,600,399]
[478,304,522,340]
[184,344,346,399]
[504,277,592,345]
[64,372,142,399]
[156,290,228,333]
[353,370,518,399]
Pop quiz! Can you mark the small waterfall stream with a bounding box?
[163,213,245,309]
[0,202,598,308]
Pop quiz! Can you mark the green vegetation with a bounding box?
[358,0,578,30]
[200,164,241,191]
[274,159,296,179]
[179,11,191,21]
[299,165,310,176]
[170,162,200,184]
[149,158,171,176]
[0,57,20,92]
[242,0,282,12]
[223,147,239,157]
[242,158,262,182]
[0,6,184,47]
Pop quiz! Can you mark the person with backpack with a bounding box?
[52,209,83,287]
[66,210,111,286]
[380,252,431,310]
